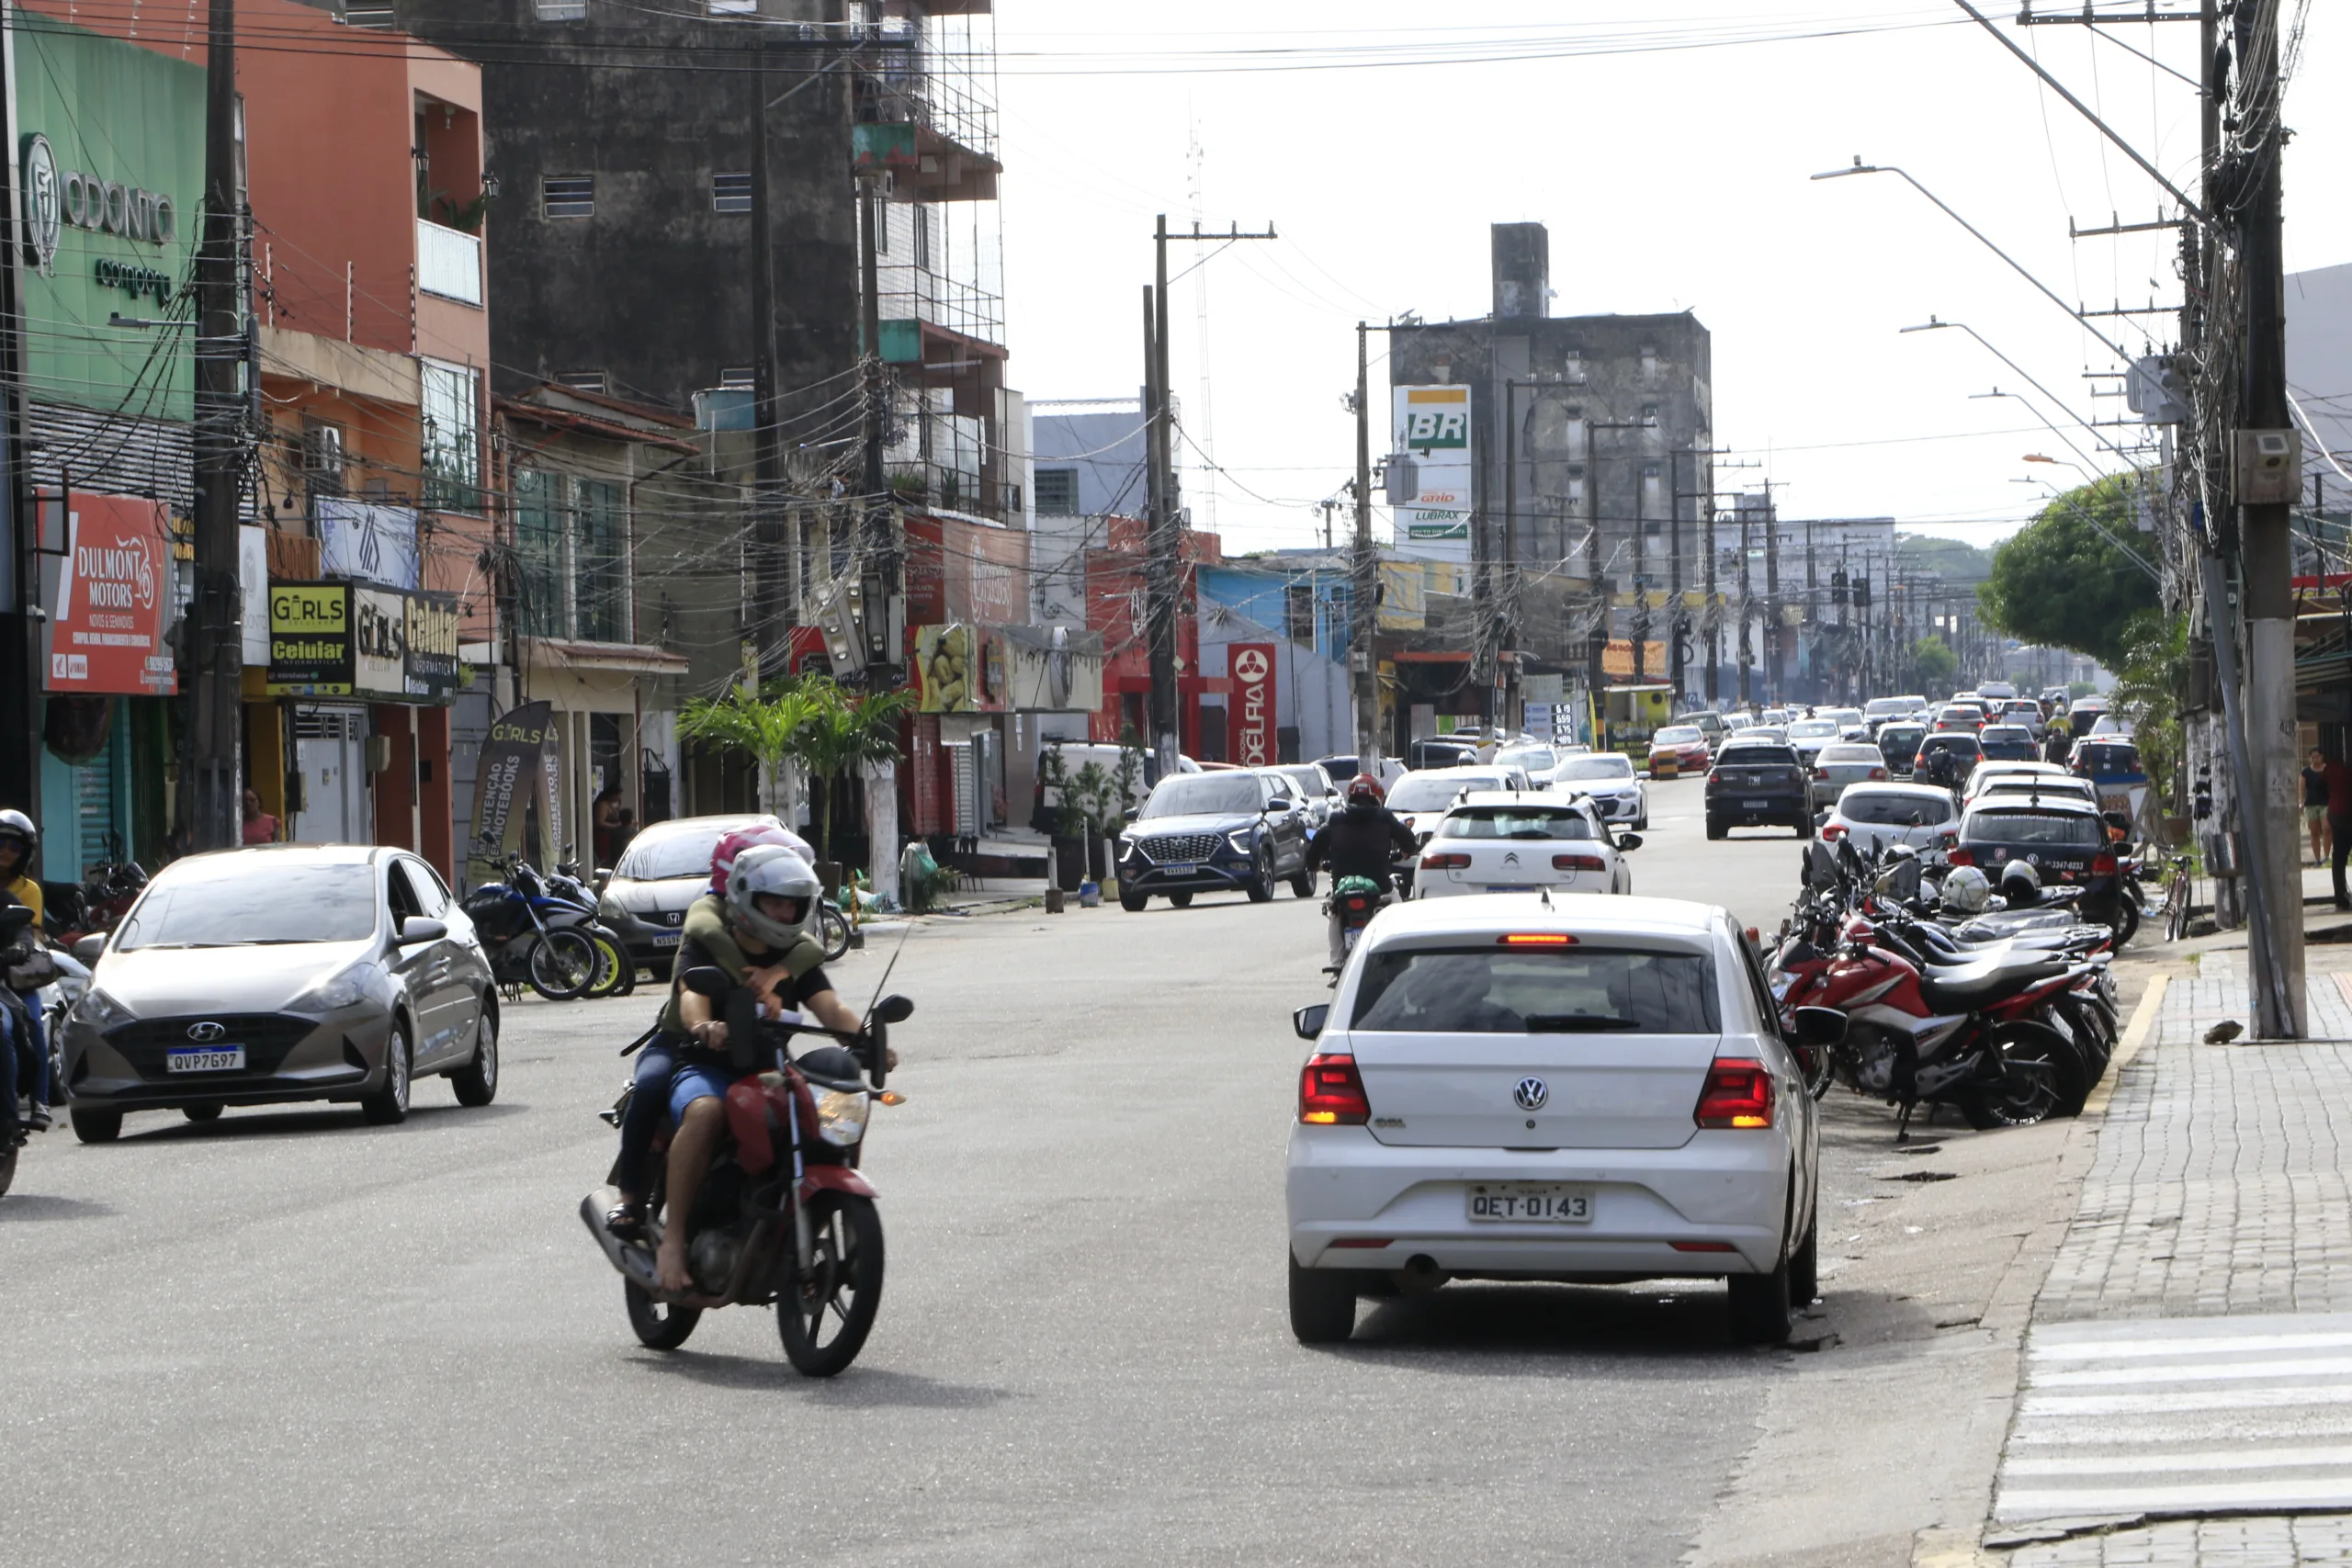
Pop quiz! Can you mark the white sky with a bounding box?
[993,2,2350,556]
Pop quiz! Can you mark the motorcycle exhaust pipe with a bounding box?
[578,1189,660,1290]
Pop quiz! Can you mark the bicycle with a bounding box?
[2163,852,2195,943]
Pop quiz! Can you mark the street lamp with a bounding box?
[2022,452,2097,485]
[1970,387,2108,479]
[1815,160,2133,362]
[1900,316,2146,468]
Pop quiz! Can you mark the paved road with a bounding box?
[2,780,1997,1566]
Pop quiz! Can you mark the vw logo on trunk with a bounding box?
[186,1021,227,1043]
[1513,1077,1549,1111]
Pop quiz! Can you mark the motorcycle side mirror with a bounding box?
[873,994,915,1025]
[396,917,448,945]
[1791,1007,1848,1049]
[73,931,107,964]
[1616,833,1644,852]
[1293,1003,1329,1041]
[680,965,732,998]
[2102,811,2132,835]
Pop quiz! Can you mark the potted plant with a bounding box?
[1039,741,1088,891]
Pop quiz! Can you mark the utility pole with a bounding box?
[1352,322,1379,769]
[1763,499,1783,702]
[0,5,35,818]
[2233,0,2303,1036]
[750,38,792,676]
[186,0,243,852]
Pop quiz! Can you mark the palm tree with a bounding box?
[786,678,914,863]
[677,685,820,820]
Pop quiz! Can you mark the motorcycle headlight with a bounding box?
[1226,829,1255,855]
[814,1088,870,1148]
[288,963,379,1014]
[76,986,136,1030]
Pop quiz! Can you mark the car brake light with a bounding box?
[1498,932,1575,945]
[1298,1054,1370,1125]
[1552,852,1607,872]
[1695,1060,1774,1130]
[1813,767,1826,779]
[1420,852,1471,870]
[1821,824,1847,840]
[2090,852,2117,875]
[1869,767,1887,780]
[1948,848,1973,866]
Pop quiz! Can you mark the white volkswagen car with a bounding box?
[1414,792,1637,899]
[1283,896,1829,1347]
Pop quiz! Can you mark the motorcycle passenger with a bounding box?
[1305,774,1418,971]
[630,846,869,1296]
[0,901,48,1137]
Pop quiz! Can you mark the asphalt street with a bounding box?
[0,781,2046,1566]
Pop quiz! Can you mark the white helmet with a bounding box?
[725,843,824,951]
[1940,865,1991,915]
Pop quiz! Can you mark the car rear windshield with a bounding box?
[1921,736,1982,754]
[1865,698,1909,716]
[1719,745,1800,767]
[1879,726,1924,745]
[1819,745,1883,763]
[2078,743,2141,772]
[1554,756,1634,782]
[1351,946,1719,1034]
[1841,792,1951,826]
[1654,728,1702,745]
[1387,773,1505,810]
[1498,747,1557,772]
[1967,811,2104,847]
[1788,720,1838,738]
[1982,727,2031,742]
[1280,767,1330,795]
[1141,775,1261,818]
[1438,807,1595,840]
[616,825,733,881]
[117,863,379,949]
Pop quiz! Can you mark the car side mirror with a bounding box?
[73,931,107,964]
[1293,1003,1330,1041]
[873,994,915,1025]
[1791,1006,1848,1048]
[680,964,732,998]
[1616,833,1643,852]
[397,917,448,945]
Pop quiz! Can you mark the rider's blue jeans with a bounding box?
[614,1036,679,1193]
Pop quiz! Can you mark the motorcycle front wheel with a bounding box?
[526,930,599,1000]
[818,902,853,963]
[777,1191,885,1377]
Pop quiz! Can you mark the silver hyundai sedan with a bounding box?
[60,844,499,1142]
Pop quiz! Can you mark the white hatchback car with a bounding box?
[1546,750,1647,828]
[1284,896,1830,1346]
[1414,792,1637,899]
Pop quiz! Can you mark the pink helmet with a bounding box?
[708,821,814,894]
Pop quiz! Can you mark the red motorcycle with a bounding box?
[582,971,912,1376]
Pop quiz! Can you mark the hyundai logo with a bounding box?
[186,1021,227,1043]
[1513,1077,1549,1112]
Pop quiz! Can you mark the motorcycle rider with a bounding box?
[0,811,42,931]
[1305,775,1418,971]
[0,813,51,1133]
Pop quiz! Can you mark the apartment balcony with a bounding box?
[415,219,481,307]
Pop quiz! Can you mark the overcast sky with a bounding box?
[991,2,2349,558]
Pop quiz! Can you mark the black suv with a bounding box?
[1115,770,1313,910]
[1705,741,1812,840]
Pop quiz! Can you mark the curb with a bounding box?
[2079,973,2166,1122]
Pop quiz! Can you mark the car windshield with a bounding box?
[1840,792,1951,827]
[116,862,379,949]
[1822,710,1863,726]
[1387,773,1506,810]
[1788,720,1838,738]
[1820,745,1882,764]
[1280,767,1331,795]
[1554,756,1634,782]
[1653,728,1702,745]
[1318,756,1358,779]
[1438,807,1594,841]
[1721,745,1800,767]
[1141,774,1262,818]
[1498,747,1557,771]
[1967,811,2103,847]
[1865,698,1908,716]
[1351,947,1719,1034]
[615,824,738,881]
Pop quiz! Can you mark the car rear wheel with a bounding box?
[1287,1253,1361,1344]
[361,1021,413,1126]
[1705,815,1726,841]
[70,1107,121,1144]
[1789,1192,1820,1303]
[1727,1253,1794,1345]
[451,1006,499,1107]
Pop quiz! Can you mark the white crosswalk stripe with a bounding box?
[1996,1313,2352,1523]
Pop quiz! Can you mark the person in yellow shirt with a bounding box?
[0,810,40,931]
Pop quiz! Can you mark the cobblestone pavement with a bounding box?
[1990,956,2352,1564]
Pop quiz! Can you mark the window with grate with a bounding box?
[1033,467,1079,515]
[712,172,752,215]
[1284,583,1317,644]
[575,479,629,642]
[301,421,345,499]
[516,470,631,644]
[534,0,587,17]
[718,366,755,390]
[421,359,481,512]
[911,203,931,269]
[341,4,395,26]
[557,369,608,392]
[540,175,594,220]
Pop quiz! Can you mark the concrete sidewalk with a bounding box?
[1983,952,2352,1564]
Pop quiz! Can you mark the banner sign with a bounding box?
[239,524,270,663]
[1229,641,1277,766]
[354,587,407,696]
[1393,385,1474,563]
[914,623,981,712]
[316,498,421,590]
[1001,623,1105,713]
[42,492,175,694]
[464,701,562,886]
[265,581,354,695]
[404,592,461,699]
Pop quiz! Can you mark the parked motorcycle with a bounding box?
[548,860,636,999]
[461,856,603,1001]
[579,968,912,1376]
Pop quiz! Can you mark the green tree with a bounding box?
[1976,478,2159,667]
[1912,637,1958,692]
[677,685,820,818]
[2109,610,2188,810]
[783,677,915,863]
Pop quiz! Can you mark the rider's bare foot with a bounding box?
[656,1243,691,1295]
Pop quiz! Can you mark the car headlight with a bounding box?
[814,1088,869,1148]
[76,986,135,1030]
[1226,829,1256,855]
[288,962,380,1014]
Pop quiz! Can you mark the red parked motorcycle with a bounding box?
[582,971,912,1376]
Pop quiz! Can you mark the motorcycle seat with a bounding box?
[1918,958,2068,1010]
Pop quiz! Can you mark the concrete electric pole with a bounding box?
[187,0,244,852]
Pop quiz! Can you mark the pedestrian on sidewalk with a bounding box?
[2325,749,2352,911]
[2306,750,2333,867]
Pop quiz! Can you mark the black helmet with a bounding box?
[0,808,34,868]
